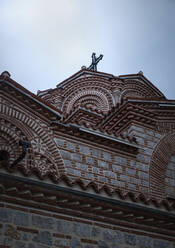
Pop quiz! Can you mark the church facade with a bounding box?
[0,65,175,247]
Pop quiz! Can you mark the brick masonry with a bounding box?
[1,71,175,248]
[55,124,163,195]
[0,204,175,248]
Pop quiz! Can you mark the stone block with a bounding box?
[136,137,145,145]
[104,170,116,178]
[76,162,88,171]
[103,230,114,241]
[66,168,81,177]
[14,212,29,226]
[86,157,94,165]
[128,183,136,190]
[92,148,101,158]
[79,145,91,155]
[113,231,123,244]
[73,223,91,237]
[70,237,83,248]
[60,150,72,159]
[130,177,141,185]
[85,173,94,179]
[130,160,137,169]
[92,167,99,174]
[114,156,127,166]
[137,154,150,164]
[103,230,122,244]
[98,240,109,248]
[126,168,136,176]
[33,231,52,246]
[0,208,12,223]
[138,163,149,172]
[112,164,122,173]
[32,215,54,229]
[64,159,73,167]
[153,239,170,248]
[57,220,72,234]
[138,236,153,248]
[147,141,156,148]
[67,142,76,151]
[124,233,136,246]
[120,175,130,182]
[54,239,70,247]
[103,152,111,161]
[73,153,82,162]
[98,160,109,169]
[111,179,125,187]
[92,226,101,237]
[98,176,107,183]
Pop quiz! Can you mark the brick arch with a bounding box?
[120,80,163,101]
[0,102,65,179]
[63,90,110,114]
[61,77,115,114]
[149,133,175,199]
[0,114,32,141]
[62,77,113,98]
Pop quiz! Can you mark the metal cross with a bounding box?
[88,53,103,71]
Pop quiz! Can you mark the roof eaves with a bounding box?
[119,74,165,98]
[0,76,62,120]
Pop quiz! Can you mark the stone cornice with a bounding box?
[0,172,175,239]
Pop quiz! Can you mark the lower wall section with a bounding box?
[0,203,175,248]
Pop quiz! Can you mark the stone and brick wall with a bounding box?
[54,123,163,196]
[1,71,175,248]
[166,155,175,197]
[0,203,175,248]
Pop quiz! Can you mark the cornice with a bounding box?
[0,172,175,239]
[101,102,157,135]
[51,121,138,155]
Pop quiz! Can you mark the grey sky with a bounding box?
[1,0,175,98]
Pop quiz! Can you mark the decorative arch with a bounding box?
[149,132,175,199]
[0,100,65,181]
[61,77,115,114]
[120,80,163,102]
[63,89,111,114]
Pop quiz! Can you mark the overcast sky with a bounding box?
[1,0,175,99]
